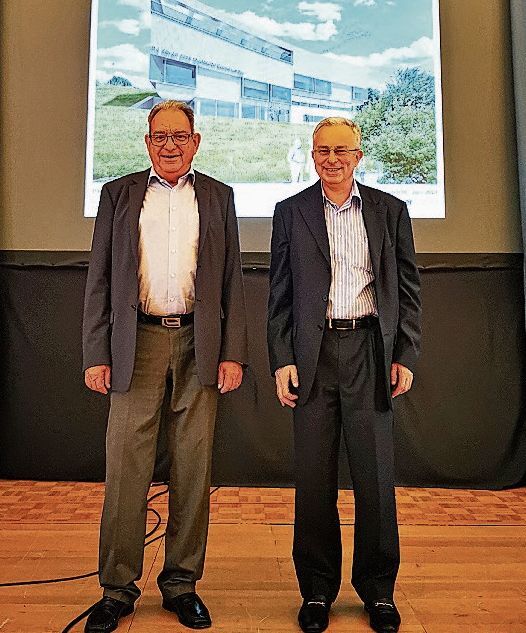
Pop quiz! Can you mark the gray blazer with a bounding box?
[83,168,248,392]
[267,181,421,406]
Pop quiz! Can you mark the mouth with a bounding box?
[324,167,342,174]
[160,153,182,160]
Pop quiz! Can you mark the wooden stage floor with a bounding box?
[1,483,525,632]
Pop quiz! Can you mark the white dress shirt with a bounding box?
[138,168,199,316]
[323,179,377,319]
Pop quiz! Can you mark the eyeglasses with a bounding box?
[313,147,361,158]
[149,132,193,146]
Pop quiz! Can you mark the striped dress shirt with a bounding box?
[323,180,377,319]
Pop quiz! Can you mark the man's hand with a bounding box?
[390,362,413,398]
[85,365,111,395]
[217,361,243,394]
[275,364,299,408]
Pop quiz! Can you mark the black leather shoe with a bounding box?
[298,596,330,632]
[84,597,134,632]
[365,599,401,633]
[162,592,212,629]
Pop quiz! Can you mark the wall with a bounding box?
[0,0,521,253]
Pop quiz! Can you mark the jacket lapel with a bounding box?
[358,182,386,280]
[297,182,330,264]
[128,169,150,267]
[194,171,211,257]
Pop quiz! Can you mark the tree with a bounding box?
[354,67,437,183]
[108,75,132,87]
[384,67,435,109]
[366,107,436,184]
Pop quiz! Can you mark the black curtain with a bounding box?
[1,253,525,488]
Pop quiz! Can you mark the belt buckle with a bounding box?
[161,316,181,328]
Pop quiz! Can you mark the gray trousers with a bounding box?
[99,322,218,605]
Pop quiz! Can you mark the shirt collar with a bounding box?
[322,178,362,213]
[148,166,195,188]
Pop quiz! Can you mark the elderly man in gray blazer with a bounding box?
[83,100,247,632]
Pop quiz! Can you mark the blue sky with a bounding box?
[95,0,437,89]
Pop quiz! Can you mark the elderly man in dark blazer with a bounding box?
[267,117,421,633]
[83,100,247,632]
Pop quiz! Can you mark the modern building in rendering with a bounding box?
[149,0,369,123]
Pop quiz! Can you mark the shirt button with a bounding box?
[171,249,176,253]
[170,273,175,278]
[170,297,175,301]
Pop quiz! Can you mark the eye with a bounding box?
[174,133,190,143]
[152,134,166,143]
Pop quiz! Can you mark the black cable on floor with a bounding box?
[0,484,169,588]
[58,485,221,632]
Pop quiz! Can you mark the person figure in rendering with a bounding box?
[83,100,247,632]
[287,137,306,183]
[267,117,421,633]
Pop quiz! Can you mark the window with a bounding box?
[352,86,368,100]
[294,74,315,92]
[243,78,269,101]
[271,85,291,103]
[200,99,237,118]
[217,101,236,118]
[150,55,164,82]
[242,104,256,119]
[314,79,331,95]
[200,99,216,116]
[149,55,196,87]
[165,59,196,87]
[294,74,332,96]
[304,114,324,123]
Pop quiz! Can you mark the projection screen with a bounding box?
[85,0,444,219]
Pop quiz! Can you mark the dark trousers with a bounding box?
[292,323,399,604]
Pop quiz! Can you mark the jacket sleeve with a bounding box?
[219,188,248,365]
[267,202,295,375]
[82,184,115,371]
[393,202,422,372]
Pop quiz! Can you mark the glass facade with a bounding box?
[294,74,332,96]
[150,55,196,87]
[243,78,269,101]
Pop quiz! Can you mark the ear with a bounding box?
[144,133,150,151]
[192,132,202,152]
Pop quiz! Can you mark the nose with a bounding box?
[326,150,339,164]
[164,135,177,149]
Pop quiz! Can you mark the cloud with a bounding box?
[101,18,141,36]
[114,0,151,31]
[98,43,149,76]
[216,9,338,41]
[354,0,376,6]
[117,0,145,7]
[325,36,434,88]
[297,2,342,22]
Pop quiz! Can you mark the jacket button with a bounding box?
[131,305,137,310]
[323,295,328,302]
[317,324,323,330]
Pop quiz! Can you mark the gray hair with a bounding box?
[313,117,362,146]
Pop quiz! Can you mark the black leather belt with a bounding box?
[327,316,377,330]
[138,310,194,328]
